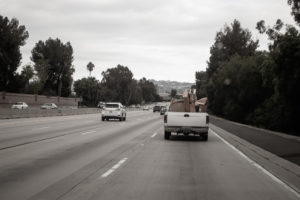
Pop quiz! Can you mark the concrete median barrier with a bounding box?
[0,108,101,119]
[0,107,142,119]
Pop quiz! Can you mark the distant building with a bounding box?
[159,93,171,101]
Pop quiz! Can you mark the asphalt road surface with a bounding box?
[0,111,299,200]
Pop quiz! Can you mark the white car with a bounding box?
[11,102,28,109]
[101,102,126,121]
[40,103,57,109]
[142,106,149,110]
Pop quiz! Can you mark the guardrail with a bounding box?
[0,107,143,119]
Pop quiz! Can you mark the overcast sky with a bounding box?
[1,0,297,82]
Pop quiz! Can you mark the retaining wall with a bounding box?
[0,92,79,108]
[0,107,142,119]
[0,108,99,119]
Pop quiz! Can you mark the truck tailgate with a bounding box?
[167,112,208,127]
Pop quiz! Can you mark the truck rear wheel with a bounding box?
[164,131,171,140]
[202,134,208,141]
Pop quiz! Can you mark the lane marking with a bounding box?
[100,157,128,178]
[151,132,157,138]
[31,126,50,131]
[211,129,300,198]
[82,120,94,123]
[81,130,96,136]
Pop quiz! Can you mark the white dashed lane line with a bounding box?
[80,130,96,136]
[100,157,128,178]
[151,132,157,138]
[31,126,51,131]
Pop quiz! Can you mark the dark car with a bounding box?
[160,106,167,115]
[153,105,161,112]
[97,101,105,108]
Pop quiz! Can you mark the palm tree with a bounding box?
[87,62,95,76]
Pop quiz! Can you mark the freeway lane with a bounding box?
[0,111,151,149]
[0,111,161,200]
[0,111,299,200]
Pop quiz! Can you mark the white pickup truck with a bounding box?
[164,100,209,140]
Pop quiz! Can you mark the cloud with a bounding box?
[2,0,297,82]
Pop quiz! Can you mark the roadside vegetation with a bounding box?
[0,16,160,107]
[74,65,160,107]
[1,1,299,134]
[196,1,300,135]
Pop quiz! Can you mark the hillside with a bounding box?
[150,80,194,95]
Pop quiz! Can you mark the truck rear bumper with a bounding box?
[164,125,208,134]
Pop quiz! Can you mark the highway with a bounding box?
[0,111,299,200]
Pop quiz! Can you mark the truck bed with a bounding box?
[167,112,208,127]
[164,100,209,140]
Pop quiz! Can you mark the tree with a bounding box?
[207,20,259,115]
[21,65,34,93]
[170,89,177,98]
[128,79,143,105]
[31,38,74,97]
[207,19,258,79]
[288,0,300,26]
[195,71,207,99]
[255,23,300,133]
[138,77,159,103]
[87,62,95,76]
[100,66,159,105]
[101,65,134,105]
[256,19,285,50]
[0,15,29,91]
[207,54,271,121]
[74,77,101,107]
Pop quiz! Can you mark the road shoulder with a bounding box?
[210,123,300,195]
[211,115,300,141]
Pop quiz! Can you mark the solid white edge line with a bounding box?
[100,157,128,178]
[211,129,300,198]
[151,132,157,138]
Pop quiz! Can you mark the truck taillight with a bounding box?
[206,115,209,124]
[164,114,167,123]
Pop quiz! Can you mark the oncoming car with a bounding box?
[142,106,150,110]
[40,103,57,109]
[101,102,126,121]
[97,101,105,108]
[153,105,161,112]
[11,102,28,109]
[160,106,167,115]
